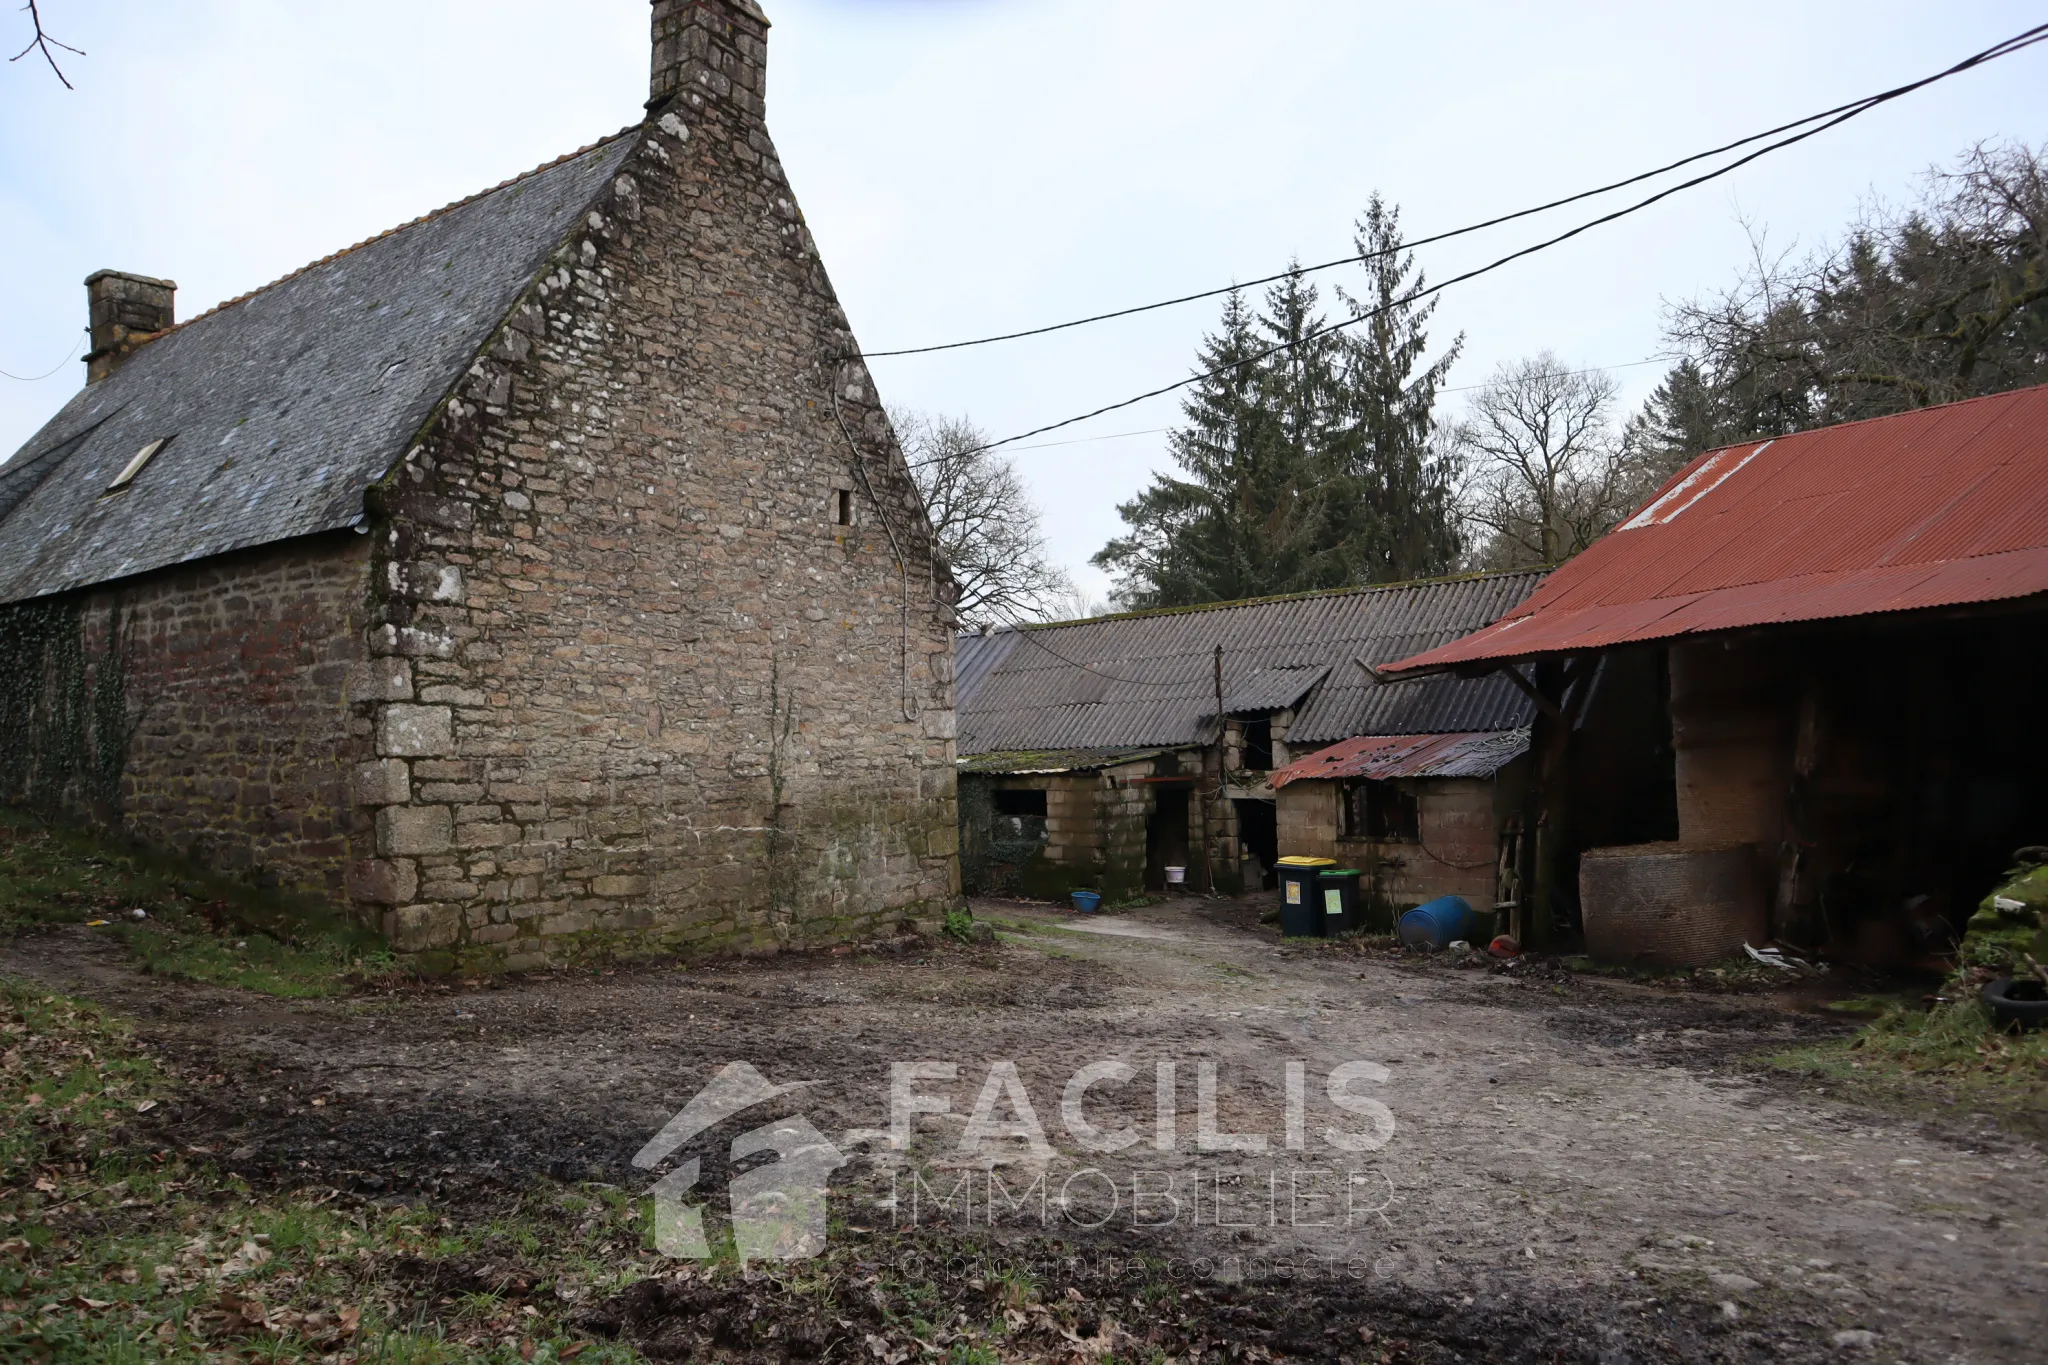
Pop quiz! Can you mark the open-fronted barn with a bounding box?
[1386,384,2048,964]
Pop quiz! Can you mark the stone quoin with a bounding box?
[0,0,963,970]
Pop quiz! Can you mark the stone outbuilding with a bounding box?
[953,574,1544,904]
[0,0,961,969]
[1268,729,1532,930]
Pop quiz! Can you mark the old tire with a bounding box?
[1982,977,2048,1032]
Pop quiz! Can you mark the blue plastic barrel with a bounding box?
[1071,891,1103,914]
[1397,896,1475,950]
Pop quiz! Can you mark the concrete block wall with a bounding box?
[1279,776,1499,921]
[1096,761,1158,901]
[1277,781,1338,862]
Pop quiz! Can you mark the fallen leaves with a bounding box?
[194,1289,361,1346]
[217,1239,273,1280]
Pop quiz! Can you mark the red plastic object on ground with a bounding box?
[1489,935,1521,960]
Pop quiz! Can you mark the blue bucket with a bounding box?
[1070,890,1103,914]
[1398,895,1475,950]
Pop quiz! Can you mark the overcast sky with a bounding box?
[3,1,2044,601]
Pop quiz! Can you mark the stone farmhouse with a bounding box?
[0,0,962,969]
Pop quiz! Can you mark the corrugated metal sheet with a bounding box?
[956,572,1545,756]
[1386,385,2048,676]
[1269,729,1532,787]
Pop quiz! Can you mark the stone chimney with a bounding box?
[649,0,770,119]
[84,270,177,384]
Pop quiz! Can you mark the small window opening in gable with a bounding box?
[836,488,853,526]
[107,438,169,493]
[1340,778,1420,842]
[1242,718,1274,771]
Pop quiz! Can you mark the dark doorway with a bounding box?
[1234,798,1278,891]
[1146,787,1192,892]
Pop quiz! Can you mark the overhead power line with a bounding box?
[865,21,2048,364]
[954,22,2048,458]
[913,360,1671,466]
[0,329,87,382]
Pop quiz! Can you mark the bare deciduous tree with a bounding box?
[12,1,82,88]
[1661,142,2048,438]
[1452,353,1641,568]
[895,410,1074,628]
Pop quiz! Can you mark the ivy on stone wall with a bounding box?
[0,598,129,817]
[957,775,1048,897]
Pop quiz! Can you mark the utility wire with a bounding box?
[921,357,1676,466]
[867,22,2048,362]
[1,328,86,382]
[955,23,2048,458]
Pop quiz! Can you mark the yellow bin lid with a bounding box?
[1276,856,1336,868]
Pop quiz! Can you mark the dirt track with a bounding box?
[8,895,2045,1362]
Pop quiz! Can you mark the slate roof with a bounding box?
[0,131,640,607]
[955,572,1546,757]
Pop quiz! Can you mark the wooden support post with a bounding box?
[1203,644,1223,895]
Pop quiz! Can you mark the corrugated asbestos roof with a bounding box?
[0,132,639,606]
[1386,385,2048,676]
[959,747,1191,776]
[1223,663,1330,714]
[956,572,1545,756]
[1269,729,1532,787]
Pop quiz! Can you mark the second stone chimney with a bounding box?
[649,0,770,119]
[85,270,177,384]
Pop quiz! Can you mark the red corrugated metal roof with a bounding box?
[1269,729,1531,787]
[1384,385,2048,676]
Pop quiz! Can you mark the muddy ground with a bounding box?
[7,895,2046,1362]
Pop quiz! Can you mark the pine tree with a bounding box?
[1089,284,1343,609]
[1621,359,1726,487]
[1094,199,1463,607]
[1332,196,1464,581]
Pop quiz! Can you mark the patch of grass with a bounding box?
[0,977,645,1363]
[1769,996,2048,1139]
[1565,951,1797,994]
[0,807,400,999]
[1818,995,1897,1017]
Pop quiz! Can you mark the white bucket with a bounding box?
[1165,866,1187,885]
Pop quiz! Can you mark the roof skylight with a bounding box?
[107,438,168,492]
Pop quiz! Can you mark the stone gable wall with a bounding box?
[350,102,961,969]
[0,533,375,896]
